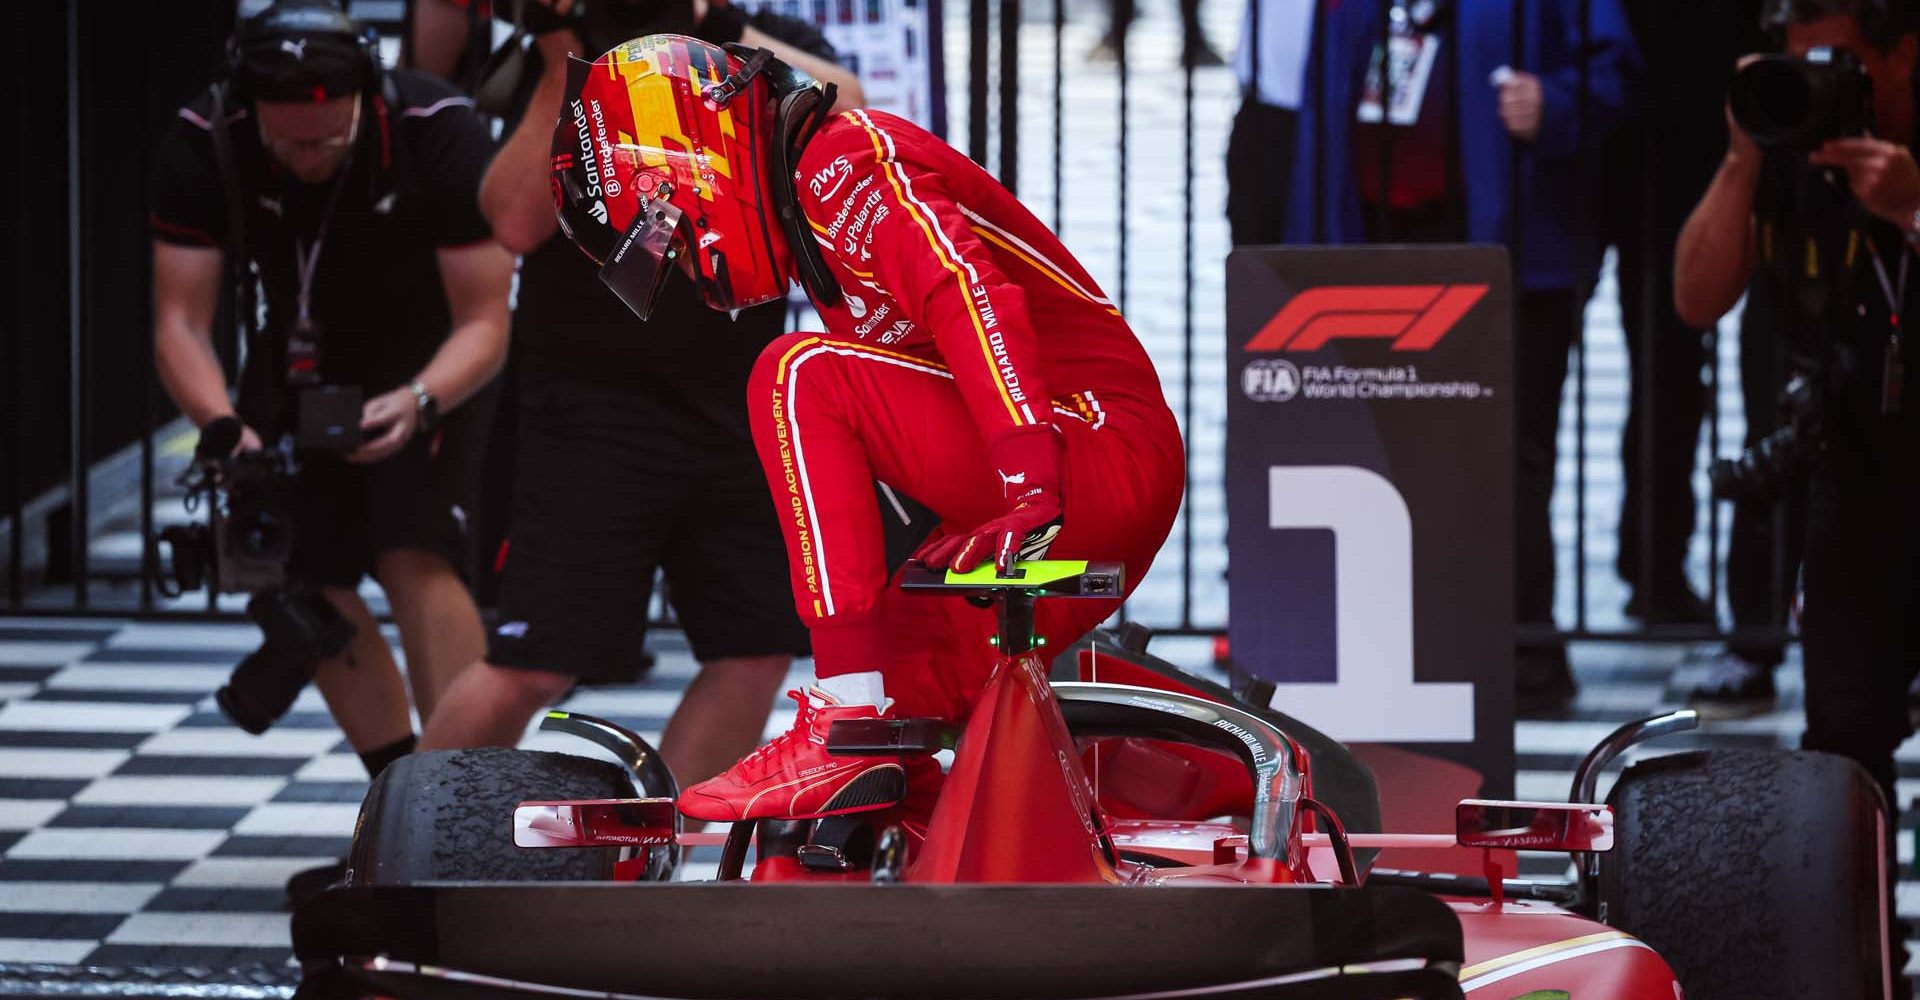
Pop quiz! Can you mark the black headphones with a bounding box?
[737,45,843,309]
[227,0,380,102]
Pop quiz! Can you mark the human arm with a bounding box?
[802,119,1063,573]
[1521,0,1643,157]
[1673,153,1763,329]
[480,27,580,254]
[152,241,262,452]
[1806,137,1920,237]
[1672,61,1765,329]
[349,240,513,463]
[410,0,475,81]
[150,109,265,453]
[711,0,866,114]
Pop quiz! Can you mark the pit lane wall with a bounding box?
[1226,245,1515,797]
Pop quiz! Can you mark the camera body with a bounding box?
[1730,48,1873,150]
[1709,369,1830,502]
[152,419,358,735]
[157,448,298,596]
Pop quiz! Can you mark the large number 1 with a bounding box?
[1265,466,1475,742]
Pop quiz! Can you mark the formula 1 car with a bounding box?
[293,561,1894,1000]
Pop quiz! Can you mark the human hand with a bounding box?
[1808,137,1920,230]
[912,433,1065,577]
[913,496,1064,577]
[347,388,420,465]
[235,424,264,455]
[1494,69,1544,143]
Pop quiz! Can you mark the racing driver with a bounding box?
[548,35,1184,823]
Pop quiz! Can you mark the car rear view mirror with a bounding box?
[514,798,679,848]
[1455,799,1614,852]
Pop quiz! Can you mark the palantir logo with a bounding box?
[1242,359,1301,402]
[1245,284,1490,353]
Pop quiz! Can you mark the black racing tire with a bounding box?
[347,747,638,885]
[1598,749,1889,1000]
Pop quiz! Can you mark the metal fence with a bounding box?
[3,0,1795,652]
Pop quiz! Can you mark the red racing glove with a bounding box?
[913,432,1065,577]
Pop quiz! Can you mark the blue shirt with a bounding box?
[1284,0,1643,290]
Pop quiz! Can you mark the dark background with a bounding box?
[3,1,237,514]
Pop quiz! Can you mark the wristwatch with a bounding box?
[408,379,440,433]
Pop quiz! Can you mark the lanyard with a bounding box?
[1869,237,1909,331]
[1869,236,1908,414]
[291,157,355,330]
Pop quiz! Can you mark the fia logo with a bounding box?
[1241,359,1300,402]
[279,38,308,61]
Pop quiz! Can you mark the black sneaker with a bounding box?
[1515,644,1578,717]
[1686,651,1776,720]
[285,859,348,909]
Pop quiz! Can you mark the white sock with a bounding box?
[814,671,887,710]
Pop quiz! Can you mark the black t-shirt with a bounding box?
[151,69,495,402]
[508,12,840,434]
[1754,152,1920,459]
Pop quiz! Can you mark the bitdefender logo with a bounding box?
[1244,284,1489,353]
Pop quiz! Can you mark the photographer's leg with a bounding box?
[375,546,485,723]
[655,438,809,785]
[417,660,575,749]
[311,586,415,755]
[1800,470,1904,809]
[1513,288,1579,706]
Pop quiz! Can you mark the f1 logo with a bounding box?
[1245,284,1490,353]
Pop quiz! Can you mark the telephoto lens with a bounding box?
[216,586,356,734]
[1729,48,1872,149]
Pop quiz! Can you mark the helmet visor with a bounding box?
[598,199,686,322]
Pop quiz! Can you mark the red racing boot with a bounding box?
[678,688,909,823]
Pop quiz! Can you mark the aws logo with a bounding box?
[1245,285,1490,353]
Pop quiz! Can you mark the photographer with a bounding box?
[150,0,511,796]
[1675,0,1920,811]
[407,0,865,791]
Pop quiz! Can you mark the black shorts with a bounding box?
[487,368,809,680]
[286,421,477,589]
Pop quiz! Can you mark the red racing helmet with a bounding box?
[550,35,794,320]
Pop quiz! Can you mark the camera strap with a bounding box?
[1868,238,1907,414]
[286,116,358,389]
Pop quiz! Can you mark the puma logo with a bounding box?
[280,38,308,61]
[999,470,1026,489]
[1020,521,1061,561]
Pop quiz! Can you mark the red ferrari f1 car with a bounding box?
[293,561,1895,1000]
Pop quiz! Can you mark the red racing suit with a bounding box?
[749,108,1185,721]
